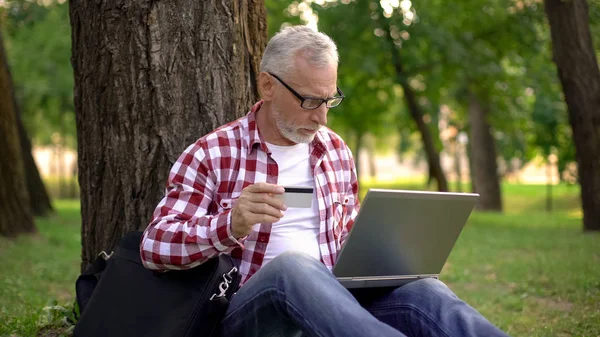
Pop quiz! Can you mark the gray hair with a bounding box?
[260,25,339,77]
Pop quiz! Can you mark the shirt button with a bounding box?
[344,198,349,203]
[223,202,228,207]
[259,236,267,242]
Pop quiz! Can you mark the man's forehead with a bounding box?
[289,60,337,85]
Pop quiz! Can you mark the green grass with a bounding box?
[1,183,599,336]
[362,180,599,337]
[0,200,81,337]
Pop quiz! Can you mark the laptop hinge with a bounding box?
[417,274,439,279]
[347,275,420,281]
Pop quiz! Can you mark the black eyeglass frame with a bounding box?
[268,72,345,110]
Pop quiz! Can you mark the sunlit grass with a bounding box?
[1,185,599,337]
[0,200,81,337]
[361,180,600,337]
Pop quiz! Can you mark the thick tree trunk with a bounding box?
[468,91,502,211]
[544,0,600,231]
[16,109,53,216]
[0,31,35,237]
[70,0,267,268]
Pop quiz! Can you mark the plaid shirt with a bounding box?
[140,101,360,285]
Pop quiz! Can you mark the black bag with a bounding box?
[73,231,241,337]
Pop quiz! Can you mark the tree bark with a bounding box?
[544,0,600,231]
[468,91,503,211]
[70,0,267,268]
[16,109,53,216]
[0,31,35,237]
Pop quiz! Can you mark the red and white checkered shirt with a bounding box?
[140,101,360,285]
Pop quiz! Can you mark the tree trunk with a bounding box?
[16,107,53,216]
[468,91,502,211]
[467,139,477,193]
[390,54,448,192]
[377,11,448,192]
[546,159,553,213]
[368,147,377,180]
[0,31,35,237]
[70,0,267,269]
[354,131,364,180]
[365,134,377,180]
[544,0,600,231]
[453,141,463,193]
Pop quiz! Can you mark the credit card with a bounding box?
[276,186,313,208]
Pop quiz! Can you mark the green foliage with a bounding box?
[293,0,584,178]
[38,300,77,335]
[317,1,399,155]
[265,1,304,38]
[1,0,75,148]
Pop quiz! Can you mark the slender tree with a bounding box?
[544,0,600,231]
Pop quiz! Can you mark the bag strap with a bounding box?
[75,253,111,318]
[84,253,109,276]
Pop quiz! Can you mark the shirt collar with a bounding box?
[246,101,266,153]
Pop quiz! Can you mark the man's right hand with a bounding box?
[230,182,287,238]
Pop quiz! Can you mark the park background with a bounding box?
[0,0,599,336]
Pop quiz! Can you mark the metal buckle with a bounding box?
[210,266,238,301]
[98,250,113,260]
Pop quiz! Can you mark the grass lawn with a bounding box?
[1,183,599,336]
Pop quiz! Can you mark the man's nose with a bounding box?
[311,104,328,126]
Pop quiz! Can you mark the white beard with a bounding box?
[272,104,320,144]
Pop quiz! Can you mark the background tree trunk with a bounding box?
[388,58,448,192]
[16,109,53,216]
[467,139,477,194]
[468,91,503,211]
[353,131,364,180]
[0,31,35,237]
[70,0,267,269]
[391,54,448,192]
[377,10,448,192]
[544,0,600,232]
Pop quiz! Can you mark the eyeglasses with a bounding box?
[268,72,345,110]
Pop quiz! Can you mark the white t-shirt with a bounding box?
[262,142,321,265]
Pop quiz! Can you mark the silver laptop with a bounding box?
[333,189,479,289]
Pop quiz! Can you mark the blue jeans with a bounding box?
[221,251,509,337]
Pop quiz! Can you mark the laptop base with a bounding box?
[337,274,439,289]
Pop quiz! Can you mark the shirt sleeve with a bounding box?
[140,142,243,271]
[340,146,360,247]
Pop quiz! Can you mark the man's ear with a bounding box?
[258,72,274,101]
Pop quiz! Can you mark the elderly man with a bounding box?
[140,26,509,337]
